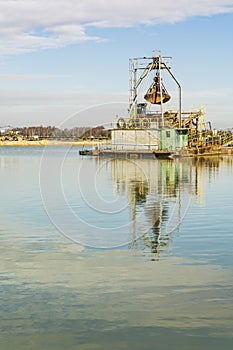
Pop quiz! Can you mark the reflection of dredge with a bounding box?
[111,158,193,258]
[111,156,221,259]
[102,54,232,158]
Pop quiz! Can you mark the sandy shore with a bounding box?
[0,139,109,147]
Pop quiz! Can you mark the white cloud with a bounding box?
[0,0,232,54]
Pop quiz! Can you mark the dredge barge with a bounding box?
[97,54,232,159]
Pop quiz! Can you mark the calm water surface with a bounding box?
[0,146,233,350]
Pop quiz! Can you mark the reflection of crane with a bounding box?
[111,158,194,259]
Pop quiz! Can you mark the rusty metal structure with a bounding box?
[144,73,171,104]
[129,54,182,128]
[102,53,233,158]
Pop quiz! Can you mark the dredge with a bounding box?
[97,54,232,159]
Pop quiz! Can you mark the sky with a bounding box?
[0,0,233,129]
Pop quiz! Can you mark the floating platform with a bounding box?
[81,147,224,159]
[98,149,178,159]
[98,150,157,159]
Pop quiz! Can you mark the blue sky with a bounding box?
[0,0,233,129]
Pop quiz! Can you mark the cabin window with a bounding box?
[166,131,171,138]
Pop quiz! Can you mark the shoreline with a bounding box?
[1,140,232,156]
[0,139,110,147]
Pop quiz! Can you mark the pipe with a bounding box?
[164,65,182,128]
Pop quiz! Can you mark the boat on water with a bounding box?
[79,149,93,156]
[79,146,101,156]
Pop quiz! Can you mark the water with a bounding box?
[0,146,233,350]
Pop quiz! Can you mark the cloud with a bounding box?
[0,0,232,55]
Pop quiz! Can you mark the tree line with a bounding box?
[1,125,111,140]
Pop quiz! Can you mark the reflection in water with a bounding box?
[1,148,233,350]
[110,156,224,258]
[37,145,227,250]
[110,158,193,257]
